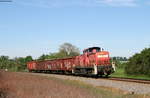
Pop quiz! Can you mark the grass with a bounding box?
[111,67,150,80]
[45,75,150,98]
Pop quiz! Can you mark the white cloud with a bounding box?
[96,0,137,6]
[15,0,138,8]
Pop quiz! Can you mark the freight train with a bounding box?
[27,47,115,76]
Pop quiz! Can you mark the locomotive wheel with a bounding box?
[105,74,109,78]
[29,70,32,72]
[93,74,99,78]
[105,71,111,77]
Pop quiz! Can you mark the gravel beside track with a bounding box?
[30,73,150,94]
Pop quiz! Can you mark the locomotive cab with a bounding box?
[83,47,103,54]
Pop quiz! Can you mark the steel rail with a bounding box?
[106,77,150,84]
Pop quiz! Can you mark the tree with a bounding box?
[38,54,49,60]
[59,43,80,57]
[0,55,34,71]
[25,56,33,62]
[0,56,11,69]
[125,48,150,76]
[37,43,80,60]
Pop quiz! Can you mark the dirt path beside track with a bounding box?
[0,71,96,98]
[1,71,150,98]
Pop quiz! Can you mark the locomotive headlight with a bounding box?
[97,54,108,58]
[97,55,102,58]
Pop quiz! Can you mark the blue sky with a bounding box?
[0,0,150,58]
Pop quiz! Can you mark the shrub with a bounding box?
[125,48,150,76]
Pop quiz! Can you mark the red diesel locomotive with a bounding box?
[27,47,115,76]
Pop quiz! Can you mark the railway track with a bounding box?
[51,74,150,84]
[26,71,150,84]
[70,74,150,84]
[107,77,150,84]
[64,74,150,84]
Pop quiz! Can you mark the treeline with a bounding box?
[111,57,128,69]
[0,56,33,71]
[125,48,150,76]
[0,43,80,71]
[111,57,128,61]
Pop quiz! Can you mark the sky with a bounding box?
[0,0,150,58]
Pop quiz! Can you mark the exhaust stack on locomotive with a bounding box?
[27,47,114,76]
